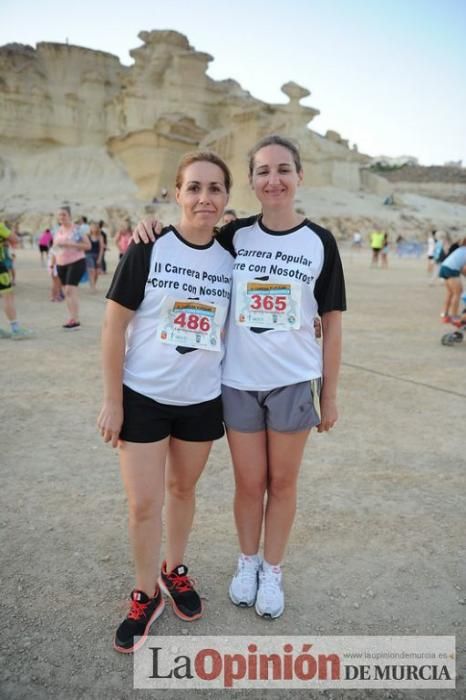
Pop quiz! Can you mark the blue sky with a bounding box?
[1,0,465,165]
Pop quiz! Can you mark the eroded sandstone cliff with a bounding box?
[0,30,366,217]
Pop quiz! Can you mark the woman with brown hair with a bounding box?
[97,151,234,653]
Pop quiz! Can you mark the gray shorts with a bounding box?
[222,379,321,433]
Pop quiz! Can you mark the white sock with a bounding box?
[262,559,282,575]
[240,552,260,564]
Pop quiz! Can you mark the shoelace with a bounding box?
[259,571,282,603]
[167,572,195,593]
[127,599,151,620]
[237,559,259,587]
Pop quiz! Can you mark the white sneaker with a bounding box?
[229,554,261,607]
[11,326,34,340]
[255,564,285,619]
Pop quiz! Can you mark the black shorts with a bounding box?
[56,258,86,286]
[39,244,50,253]
[120,385,225,443]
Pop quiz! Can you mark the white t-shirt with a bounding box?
[106,226,233,405]
[217,217,346,391]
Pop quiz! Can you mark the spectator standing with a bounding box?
[38,228,53,266]
[115,220,133,260]
[85,222,104,293]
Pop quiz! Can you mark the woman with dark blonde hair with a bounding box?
[218,135,345,619]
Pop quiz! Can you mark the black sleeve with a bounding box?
[216,215,258,255]
[310,223,347,315]
[106,241,154,310]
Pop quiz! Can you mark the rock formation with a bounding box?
[1,30,464,239]
[0,30,367,217]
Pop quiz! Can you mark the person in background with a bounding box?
[381,232,389,268]
[427,230,436,278]
[369,229,385,267]
[351,231,362,250]
[3,234,16,285]
[85,222,104,293]
[114,220,133,260]
[53,206,91,329]
[76,215,90,236]
[99,220,108,274]
[438,237,466,325]
[432,231,450,293]
[38,228,53,266]
[223,209,237,225]
[0,221,33,339]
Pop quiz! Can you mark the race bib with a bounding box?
[158,298,225,351]
[235,280,301,330]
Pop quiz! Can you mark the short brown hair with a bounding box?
[175,151,232,193]
[248,135,302,177]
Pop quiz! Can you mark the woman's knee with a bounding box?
[267,473,298,500]
[128,495,162,524]
[235,475,267,500]
[166,477,196,501]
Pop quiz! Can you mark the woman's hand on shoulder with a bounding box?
[97,400,123,448]
[132,218,163,244]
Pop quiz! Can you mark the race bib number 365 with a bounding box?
[235,281,301,330]
[158,298,225,351]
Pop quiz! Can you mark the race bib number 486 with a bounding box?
[158,298,226,351]
[235,281,301,330]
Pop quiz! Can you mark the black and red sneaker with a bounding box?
[113,587,165,654]
[159,562,203,621]
[62,320,81,330]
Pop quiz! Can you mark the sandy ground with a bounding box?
[1,244,465,700]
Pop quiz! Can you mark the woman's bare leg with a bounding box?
[263,429,310,565]
[119,438,168,596]
[64,285,80,321]
[450,279,463,317]
[164,438,212,571]
[227,429,268,555]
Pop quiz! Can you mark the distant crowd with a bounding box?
[1,211,465,340]
[349,226,466,330]
[0,211,136,335]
